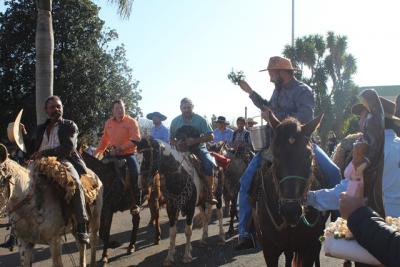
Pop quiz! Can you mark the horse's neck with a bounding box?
[8,160,32,202]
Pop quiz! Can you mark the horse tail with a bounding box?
[293,252,303,267]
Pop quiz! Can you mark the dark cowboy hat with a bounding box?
[216,116,229,125]
[146,112,167,121]
[352,96,400,126]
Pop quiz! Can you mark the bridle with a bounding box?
[261,140,321,231]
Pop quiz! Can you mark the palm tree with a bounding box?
[35,0,134,124]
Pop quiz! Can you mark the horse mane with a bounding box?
[3,158,29,180]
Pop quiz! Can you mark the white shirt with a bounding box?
[38,124,60,152]
[382,129,400,217]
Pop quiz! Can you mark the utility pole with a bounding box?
[291,0,295,46]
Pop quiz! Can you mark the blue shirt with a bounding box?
[213,128,233,143]
[150,124,169,143]
[307,130,400,217]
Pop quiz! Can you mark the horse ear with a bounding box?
[301,114,324,137]
[0,144,8,163]
[266,109,280,129]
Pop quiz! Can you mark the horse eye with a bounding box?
[288,137,296,144]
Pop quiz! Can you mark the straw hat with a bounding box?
[352,96,400,126]
[246,118,258,126]
[7,109,26,152]
[259,56,296,72]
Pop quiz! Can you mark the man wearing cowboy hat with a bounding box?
[213,116,233,143]
[307,95,400,217]
[235,56,342,250]
[245,117,258,130]
[147,111,169,143]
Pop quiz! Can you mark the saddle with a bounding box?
[34,157,100,205]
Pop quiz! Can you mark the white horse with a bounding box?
[0,144,103,267]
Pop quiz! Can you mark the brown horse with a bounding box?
[254,112,329,267]
[80,151,160,263]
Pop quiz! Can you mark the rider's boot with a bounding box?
[205,175,218,205]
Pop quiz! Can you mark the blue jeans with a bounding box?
[195,147,216,176]
[238,144,341,239]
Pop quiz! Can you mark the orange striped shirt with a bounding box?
[95,115,141,155]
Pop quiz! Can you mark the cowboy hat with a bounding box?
[7,109,26,152]
[216,116,229,125]
[246,117,258,126]
[146,112,167,121]
[259,56,296,72]
[352,96,400,126]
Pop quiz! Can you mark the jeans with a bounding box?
[195,147,216,176]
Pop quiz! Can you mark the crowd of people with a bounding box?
[2,55,400,266]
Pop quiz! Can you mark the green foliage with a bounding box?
[283,32,358,146]
[0,0,141,144]
[227,69,246,85]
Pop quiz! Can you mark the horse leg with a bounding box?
[216,206,225,245]
[128,212,140,254]
[284,250,293,267]
[49,238,63,267]
[227,194,237,237]
[74,239,86,267]
[19,241,34,267]
[163,223,177,266]
[262,247,280,267]
[199,206,209,246]
[182,213,194,263]
[150,191,161,245]
[100,205,114,264]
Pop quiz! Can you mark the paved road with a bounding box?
[0,206,342,266]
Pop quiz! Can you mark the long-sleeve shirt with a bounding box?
[348,207,400,267]
[150,124,169,143]
[249,78,315,124]
[95,115,141,155]
[307,129,400,216]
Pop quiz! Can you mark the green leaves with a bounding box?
[227,69,246,85]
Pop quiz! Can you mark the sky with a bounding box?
[96,0,400,127]
[3,1,400,127]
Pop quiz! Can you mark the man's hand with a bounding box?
[339,191,365,220]
[238,80,253,94]
[19,123,27,135]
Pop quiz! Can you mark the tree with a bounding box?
[34,0,134,124]
[283,32,358,145]
[0,0,141,143]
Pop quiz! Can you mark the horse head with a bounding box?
[267,110,323,226]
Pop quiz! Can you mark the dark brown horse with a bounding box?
[254,112,329,267]
[81,152,160,264]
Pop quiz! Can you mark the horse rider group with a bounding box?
[3,55,400,265]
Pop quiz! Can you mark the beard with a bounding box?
[273,76,284,90]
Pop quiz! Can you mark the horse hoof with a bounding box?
[163,259,174,267]
[182,256,193,263]
[127,245,135,254]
